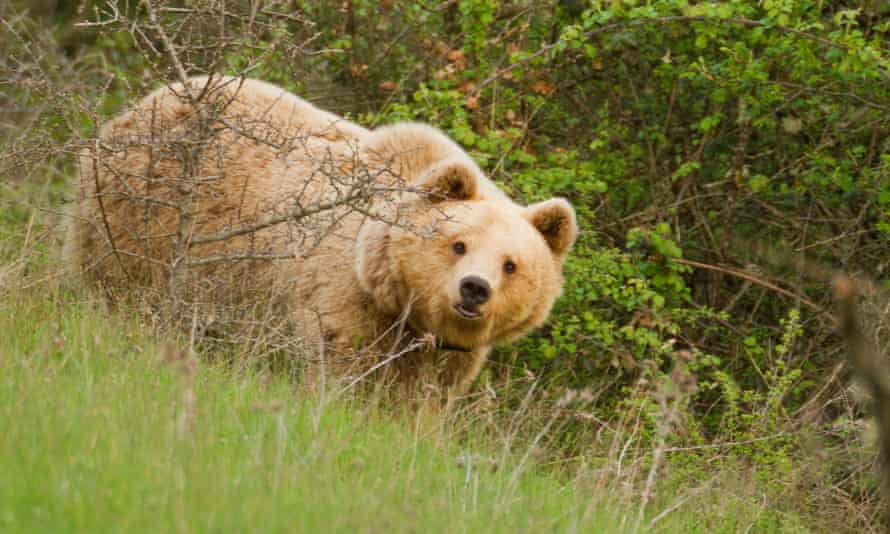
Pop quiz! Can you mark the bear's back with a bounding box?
[65,77,370,298]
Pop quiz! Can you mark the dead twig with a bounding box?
[674,257,831,319]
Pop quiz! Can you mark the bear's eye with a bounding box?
[452,241,466,255]
[503,260,517,274]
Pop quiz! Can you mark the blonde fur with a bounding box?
[64,76,578,397]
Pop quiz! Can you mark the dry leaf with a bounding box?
[378,80,399,92]
[446,49,467,70]
[782,116,803,134]
[531,80,556,95]
[349,63,369,78]
[457,81,476,94]
[446,49,466,63]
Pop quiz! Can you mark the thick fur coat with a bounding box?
[64,76,578,396]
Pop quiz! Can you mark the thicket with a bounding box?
[4,1,890,531]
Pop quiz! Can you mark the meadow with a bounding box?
[0,170,811,532]
[0,221,808,533]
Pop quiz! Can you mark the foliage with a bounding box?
[4,0,890,530]
[309,0,890,444]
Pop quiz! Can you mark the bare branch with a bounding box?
[187,251,295,266]
[141,0,192,94]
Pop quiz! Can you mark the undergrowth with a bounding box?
[3,0,890,530]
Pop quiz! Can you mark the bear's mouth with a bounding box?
[454,303,483,320]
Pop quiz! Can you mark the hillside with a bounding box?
[4,1,890,531]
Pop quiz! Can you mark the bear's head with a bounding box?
[356,141,577,351]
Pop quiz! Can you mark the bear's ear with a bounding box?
[413,157,479,203]
[526,198,578,257]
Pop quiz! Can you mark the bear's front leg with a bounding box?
[413,346,492,425]
[442,346,492,402]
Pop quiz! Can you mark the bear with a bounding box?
[63,75,578,398]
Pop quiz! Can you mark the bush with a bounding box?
[5,1,890,529]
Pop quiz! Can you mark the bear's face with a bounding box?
[356,156,577,351]
[394,200,573,349]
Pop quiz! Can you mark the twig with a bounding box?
[660,432,787,453]
[187,251,296,266]
[189,190,371,245]
[142,0,192,95]
[674,257,830,318]
[90,140,134,282]
[330,340,426,401]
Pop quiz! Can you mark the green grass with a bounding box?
[0,178,814,533]
[0,286,818,533]
[0,291,626,533]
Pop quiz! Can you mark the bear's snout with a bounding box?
[459,275,491,307]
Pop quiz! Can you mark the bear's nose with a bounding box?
[460,275,491,306]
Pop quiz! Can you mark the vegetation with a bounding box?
[0,289,617,533]
[3,0,890,531]
[1,277,819,532]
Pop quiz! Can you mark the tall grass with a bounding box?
[0,177,815,533]
[0,283,817,532]
[0,288,624,532]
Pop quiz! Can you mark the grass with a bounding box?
[0,181,815,533]
[0,289,626,533]
[0,287,820,533]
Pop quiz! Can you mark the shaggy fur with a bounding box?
[64,76,578,397]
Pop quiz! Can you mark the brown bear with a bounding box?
[63,76,577,397]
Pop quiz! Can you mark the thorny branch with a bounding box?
[49,1,418,329]
[141,0,192,94]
